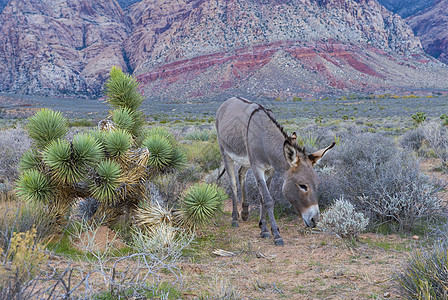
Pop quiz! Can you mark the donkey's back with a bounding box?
[215,97,262,166]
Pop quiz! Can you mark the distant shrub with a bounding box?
[421,121,448,167]
[400,128,425,152]
[395,242,448,299]
[185,130,216,141]
[319,132,443,232]
[411,112,427,125]
[0,126,31,188]
[440,114,448,126]
[319,197,368,238]
[68,119,93,127]
[185,140,222,172]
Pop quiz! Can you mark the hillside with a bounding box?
[406,0,448,64]
[0,0,447,100]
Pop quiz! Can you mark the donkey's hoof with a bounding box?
[231,221,239,228]
[274,238,284,246]
[241,212,249,221]
[260,231,271,239]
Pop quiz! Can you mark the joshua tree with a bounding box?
[16,67,185,226]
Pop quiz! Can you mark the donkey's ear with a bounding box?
[284,139,299,167]
[308,142,335,166]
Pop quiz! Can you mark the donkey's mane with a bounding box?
[236,96,305,154]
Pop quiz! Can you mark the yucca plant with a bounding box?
[16,169,54,203]
[143,135,173,171]
[19,149,43,171]
[176,183,227,230]
[104,129,133,158]
[27,108,68,148]
[105,66,143,113]
[134,201,174,231]
[42,139,82,184]
[15,67,185,228]
[89,159,121,204]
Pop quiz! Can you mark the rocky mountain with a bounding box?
[377,0,434,18]
[406,0,448,64]
[0,0,131,96]
[0,0,447,100]
[0,0,9,13]
[126,0,447,100]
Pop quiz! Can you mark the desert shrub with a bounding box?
[400,127,425,152]
[185,129,216,141]
[0,226,49,298]
[0,126,31,188]
[319,132,443,232]
[319,197,369,238]
[421,121,448,167]
[184,140,222,173]
[0,201,53,254]
[131,225,193,259]
[395,242,448,299]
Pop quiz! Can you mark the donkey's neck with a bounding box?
[258,126,292,176]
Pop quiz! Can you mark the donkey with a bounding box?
[216,97,334,245]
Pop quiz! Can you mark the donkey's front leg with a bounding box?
[253,168,283,245]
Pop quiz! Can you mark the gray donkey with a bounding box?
[216,97,334,245]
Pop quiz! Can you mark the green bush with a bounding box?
[395,242,448,299]
[412,112,427,125]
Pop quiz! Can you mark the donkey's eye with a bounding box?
[299,184,308,192]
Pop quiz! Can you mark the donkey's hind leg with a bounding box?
[221,153,240,227]
[238,166,250,221]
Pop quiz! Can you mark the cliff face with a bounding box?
[0,0,130,96]
[377,0,434,18]
[406,0,448,64]
[0,0,447,100]
[126,0,447,100]
[125,0,422,75]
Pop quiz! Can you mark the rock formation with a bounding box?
[0,0,130,96]
[0,0,447,100]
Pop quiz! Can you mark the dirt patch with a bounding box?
[177,202,417,299]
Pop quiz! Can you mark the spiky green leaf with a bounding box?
[89,159,121,204]
[43,139,83,184]
[27,109,68,149]
[180,183,227,227]
[19,149,43,171]
[105,66,143,112]
[72,132,104,167]
[15,169,54,203]
[143,135,173,170]
[104,129,133,157]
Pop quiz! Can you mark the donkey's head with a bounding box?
[282,134,335,228]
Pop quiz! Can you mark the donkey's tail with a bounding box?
[217,167,226,182]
